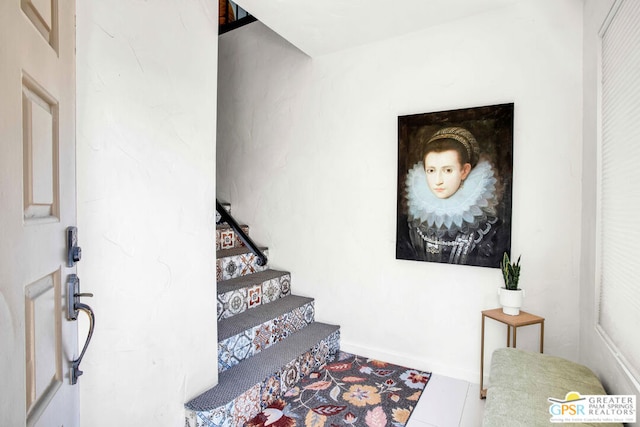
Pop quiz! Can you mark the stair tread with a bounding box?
[216,223,248,230]
[186,322,340,412]
[217,269,289,295]
[217,246,267,258]
[218,294,313,341]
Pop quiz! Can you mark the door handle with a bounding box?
[66,274,95,385]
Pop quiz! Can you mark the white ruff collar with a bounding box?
[405,159,499,230]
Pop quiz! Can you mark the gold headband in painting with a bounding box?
[427,127,479,163]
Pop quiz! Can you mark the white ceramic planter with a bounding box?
[498,288,525,315]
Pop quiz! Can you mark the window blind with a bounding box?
[598,0,640,383]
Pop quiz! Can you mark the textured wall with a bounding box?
[217,0,584,383]
[76,1,218,425]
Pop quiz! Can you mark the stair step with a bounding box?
[216,223,250,250]
[219,294,312,341]
[185,322,340,426]
[218,295,315,372]
[217,246,267,258]
[217,269,291,320]
[216,246,268,281]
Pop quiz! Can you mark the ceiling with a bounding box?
[233,0,522,57]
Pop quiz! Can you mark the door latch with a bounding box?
[66,226,82,267]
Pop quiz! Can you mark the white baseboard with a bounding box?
[340,340,479,385]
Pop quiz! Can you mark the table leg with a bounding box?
[540,321,544,353]
[513,326,517,348]
[480,314,486,398]
[506,325,511,347]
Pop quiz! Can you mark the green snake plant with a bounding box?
[500,252,521,290]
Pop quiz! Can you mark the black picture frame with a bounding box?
[396,103,514,268]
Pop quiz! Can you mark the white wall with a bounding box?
[217,0,583,382]
[76,1,218,425]
[580,0,640,405]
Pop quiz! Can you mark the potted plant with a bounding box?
[498,252,524,315]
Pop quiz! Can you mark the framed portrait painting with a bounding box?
[396,103,514,268]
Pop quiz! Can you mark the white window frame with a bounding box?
[595,0,640,389]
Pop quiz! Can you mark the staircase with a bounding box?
[185,204,340,427]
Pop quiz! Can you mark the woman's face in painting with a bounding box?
[424,149,472,199]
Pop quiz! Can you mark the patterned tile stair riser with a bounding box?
[217,271,292,321]
[217,248,269,281]
[246,352,432,427]
[185,330,341,427]
[216,224,250,251]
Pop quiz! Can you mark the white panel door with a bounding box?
[0,0,80,426]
